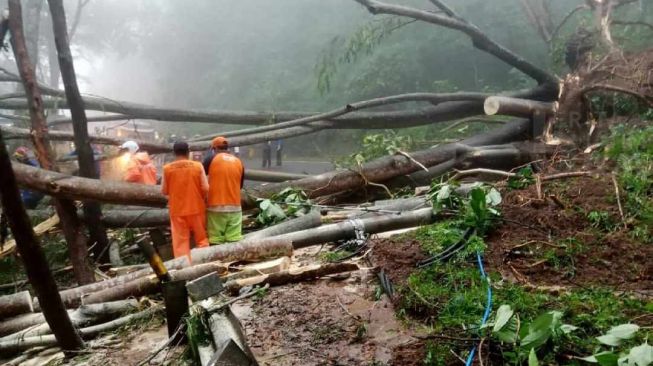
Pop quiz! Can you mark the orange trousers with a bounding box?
[169,213,209,260]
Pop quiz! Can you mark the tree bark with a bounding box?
[223,262,360,294]
[0,306,160,354]
[82,262,229,305]
[274,208,435,249]
[8,0,95,285]
[244,211,322,241]
[11,161,167,206]
[0,110,82,356]
[0,291,33,320]
[48,0,111,263]
[36,256,191,309]
[1,299,138,341]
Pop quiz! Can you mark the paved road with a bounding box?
[242,157,334,176]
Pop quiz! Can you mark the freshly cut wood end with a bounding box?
[484,97,501,115]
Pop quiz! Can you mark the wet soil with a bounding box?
[237,266,414,366]
[485,174,653,293]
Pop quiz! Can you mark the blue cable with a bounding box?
[465,251,493,366]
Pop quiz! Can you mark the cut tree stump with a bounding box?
[484,96,556,118]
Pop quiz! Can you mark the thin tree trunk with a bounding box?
[8,0,95,285]
[0,118,83,353]
[48,0,110,263]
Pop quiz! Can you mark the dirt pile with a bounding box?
[486,174,653,292]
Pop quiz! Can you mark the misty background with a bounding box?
[0,0,650,158]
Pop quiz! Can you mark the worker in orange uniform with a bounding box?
[120,141,157,185]
[206,136,244,244]
[161,141,210,259]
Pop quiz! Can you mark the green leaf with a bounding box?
[581,352,619,366]
[626,342,653,366]
[520,312,553,350]
[486,188,502,206]
[436,184,452,202]
[560,324,579,334]
[528,348,539,366]
[597,324,640,346]
[493,305,514,333]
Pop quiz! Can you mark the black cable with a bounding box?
[417,228,475,268]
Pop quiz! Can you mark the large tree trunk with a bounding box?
[0,306,159,354]
[274,207,435,249]
[8,0,95,285]
[0,291,33,320]
[250,119,533,199]
[81,262,229,305]
[1,299,138,341]
[48,0,110,263]
[0,300,136,337]
[244,210,322,240]
[0,103,82,358]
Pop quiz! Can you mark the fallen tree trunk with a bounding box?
[224,262,360,294]
[82,262,229,305]
[26,239,291,310]
[10,120,532,211]
[0,299,138,340]
[33,256,190,310]
[390,142,552,187]
[484,96,556,118]
[244,169,307,182]
[244,211,322,240]
[11,161,166,207]
[189,238,293,265]
[0,291,33,320]
[249,119,533,199]
[0,306,161,354]
[273,207,435,249]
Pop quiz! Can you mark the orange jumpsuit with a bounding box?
[124,152,157,185]
[161,158,210,259]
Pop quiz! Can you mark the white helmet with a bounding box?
[120,141,139,154]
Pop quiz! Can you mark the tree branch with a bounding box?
[550,4,589,43]
[352,0,558,85]
[190,92,489,141]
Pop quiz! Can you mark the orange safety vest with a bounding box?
[125,152,157,185]
[162,159,207,216]
[208,153,243,210]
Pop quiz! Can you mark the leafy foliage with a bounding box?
[334,130,415,168]
[508,166,535,189]
[255,188,312,227]
[316,16,415,95]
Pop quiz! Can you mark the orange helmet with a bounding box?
[211,136,228,149]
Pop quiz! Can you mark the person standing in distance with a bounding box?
[120,140,157,185]
[161,141,210,259]
[206,136,244,244]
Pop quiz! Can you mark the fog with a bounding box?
[0,0,647,156]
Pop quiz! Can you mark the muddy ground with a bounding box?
[486,174,652,293]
